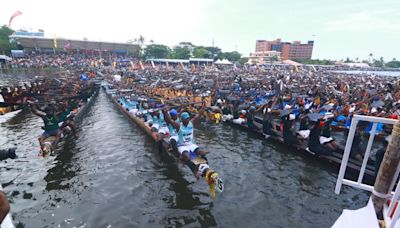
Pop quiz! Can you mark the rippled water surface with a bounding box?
[0,71,370,227]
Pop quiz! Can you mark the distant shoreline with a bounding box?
[330,70,400,77]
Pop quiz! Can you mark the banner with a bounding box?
[53,33,57,48]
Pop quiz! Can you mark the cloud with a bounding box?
[324,10,400,32]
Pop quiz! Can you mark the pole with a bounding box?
[372,120,400,216]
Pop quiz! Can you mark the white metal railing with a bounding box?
[384,177,400,228]
[334,114,400,228]
[335,115,398,194]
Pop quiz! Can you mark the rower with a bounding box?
[233,109,247,125]
[308,119,331,155]
[282,113,301,146]
[164,101,208,178]
[155,109,170,152]
[319,118,340,152]
[57,101,77,136]
[29,103,61,153]
[297,109,311,140]
[262,100,280,137]
[246,106,260,131]
[163,109,180,157]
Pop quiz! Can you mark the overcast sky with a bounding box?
[1,0,399,60]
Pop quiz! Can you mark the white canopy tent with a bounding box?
[0,55,12,61]
[215,59,233,65]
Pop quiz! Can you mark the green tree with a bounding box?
[144,44,171,59]
[192,46,210,58]
[204,46,222,60]
[0,26,17,55]
[344,57,352,63]
[372,57,385,68]
[170,42,195,59]
[238,57,249,65]
[386,60,400,68]
[221,51,242,62]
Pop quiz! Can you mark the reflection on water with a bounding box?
[1,77,370,227]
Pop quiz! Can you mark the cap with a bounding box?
[181,112,190,120]
[169,109,178,117]
[249,106,256,111]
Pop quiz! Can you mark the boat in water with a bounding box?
[102,82,224,198]
[40,86,99,155]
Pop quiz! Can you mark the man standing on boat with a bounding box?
[163,101,208,178]
[28,103,61,153]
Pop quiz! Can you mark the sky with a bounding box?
[1,0,399,60]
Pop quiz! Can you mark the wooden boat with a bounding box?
[41,86,99,155]
[222,117,377,184]
[0,184,14,228]
[0,109,22,124]
[103,84,223,198]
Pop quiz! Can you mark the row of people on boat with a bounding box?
[102,64,400,175]
[18,75,97,154]
[115,94,210,178]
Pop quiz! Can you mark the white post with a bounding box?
[335,118,359,194]
[357,122,377,183]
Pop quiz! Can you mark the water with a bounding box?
[331,70,400,77]
[1,73,370,227]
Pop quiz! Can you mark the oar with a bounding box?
[136,101,204,115]
[0,102,26,108]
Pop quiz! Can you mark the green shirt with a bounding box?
[43,114,60,131]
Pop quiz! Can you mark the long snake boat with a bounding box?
[102,82,223,198]
[222,116,377,184]
[38,84,99,155]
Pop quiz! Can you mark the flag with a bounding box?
[53,33,57,48]
[64,42,71,50]
[130,61,135,70]
[139,61,144,70]
[9,11,22,26]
